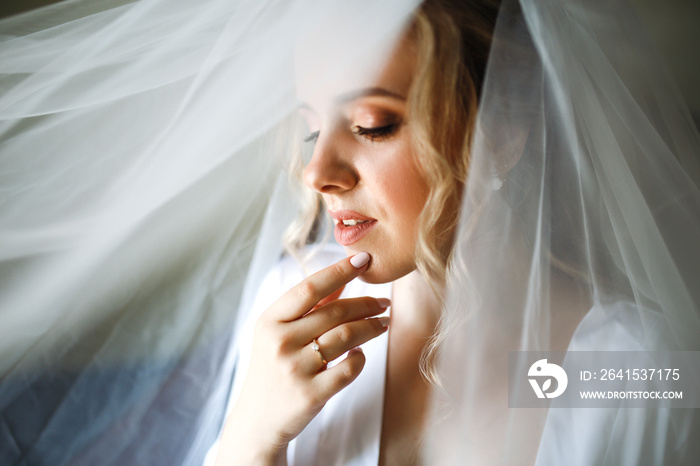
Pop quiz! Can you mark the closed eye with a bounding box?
[353,123,399,141]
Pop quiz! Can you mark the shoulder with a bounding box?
[537,300,691,465]
[569,300,675,351]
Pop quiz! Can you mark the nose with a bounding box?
[303,136,357,194]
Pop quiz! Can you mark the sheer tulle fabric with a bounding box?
[424,0,700,464]
[1,0,699,464]
[0,1,415,463]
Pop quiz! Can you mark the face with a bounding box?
[299,37,430,284]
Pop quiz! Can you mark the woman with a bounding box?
[213,0,700,464]
[214,2,497,464]
[1,0,698,464]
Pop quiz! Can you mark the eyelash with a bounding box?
[303,123,399,144]
[352,123,398,141]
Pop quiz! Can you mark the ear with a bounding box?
[495,125,529,176]
[488,125,529,191]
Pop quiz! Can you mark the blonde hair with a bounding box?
[407,0,500,383]
[408,0,498,288]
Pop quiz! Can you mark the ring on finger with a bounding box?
[311,338,328,365]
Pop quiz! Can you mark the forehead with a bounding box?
[295,33,417,111]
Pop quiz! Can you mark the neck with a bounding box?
[386,268,442,381]
[378,269,441,464]
[390,269,442,340]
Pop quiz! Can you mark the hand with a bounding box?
[215,252,390,466]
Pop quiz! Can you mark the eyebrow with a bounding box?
[298,86,405,111]
[335,87,406,104]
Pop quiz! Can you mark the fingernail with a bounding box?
[379,316,390,328]
[377,298,391,309]
[350,252,370,268]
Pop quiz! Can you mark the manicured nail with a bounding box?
[377,298,391,309]
[379,316,390,328]
[350,252,370,268]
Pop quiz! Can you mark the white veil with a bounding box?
[0,1,416,463]
[1,0,699,464]
[425,0,700,464]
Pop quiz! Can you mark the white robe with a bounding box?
[206,245,390,466]
[208,245,695,465]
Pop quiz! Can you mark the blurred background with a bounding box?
[1,0,698,125]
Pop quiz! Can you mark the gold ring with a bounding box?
[311,338,328,365]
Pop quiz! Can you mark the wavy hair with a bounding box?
[283,0,501,379]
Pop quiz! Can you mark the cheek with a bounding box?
[354,144,430,283]
[381,148,429,229]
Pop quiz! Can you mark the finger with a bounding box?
[313,347,366,400]
[299,316,389,373]
[312,285,345,310]
[272,252,371,321]
[291,297,391,345]
[315,316,389,363]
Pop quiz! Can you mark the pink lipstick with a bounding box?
[329,210,377,246]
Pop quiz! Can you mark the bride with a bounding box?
[1,0,698,464]
[215,5,483,461]
[213,0,700,464]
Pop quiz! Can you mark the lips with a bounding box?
[329,209,378,246]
